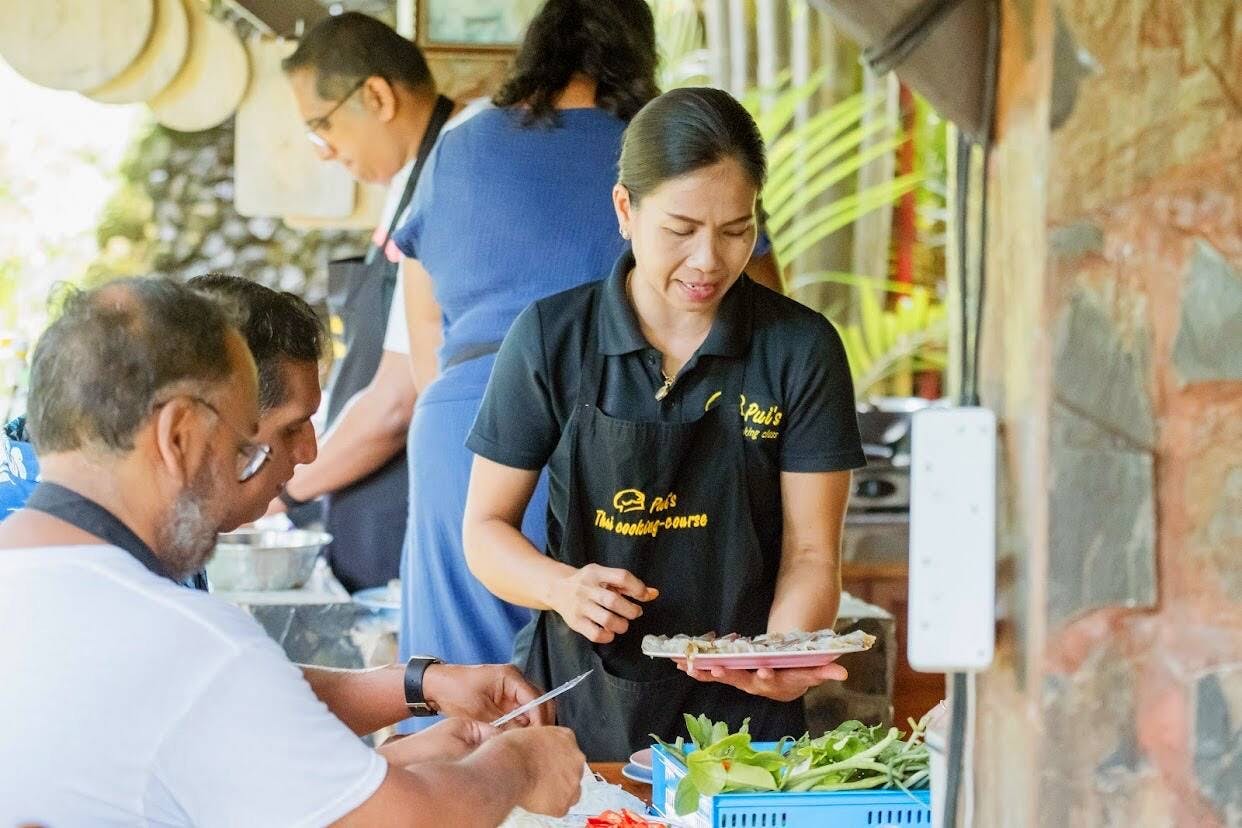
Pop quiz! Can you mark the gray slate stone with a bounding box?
[1174,240,1242,384]
[1039,645,1145,826]
[1049,221,1105,259]
[1054,290,1156,450]
[1194,667,1242,826]
[1048,403,1157,627]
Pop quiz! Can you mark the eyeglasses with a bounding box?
[154,395,272,483]
[305,78,366,152]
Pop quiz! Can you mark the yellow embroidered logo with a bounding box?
[738,394,783,441]
[612,488,646,514]
[595,489,708,538]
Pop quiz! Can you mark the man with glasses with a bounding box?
[191,273,549,736]
[189,274,321,529]
[275,12,479,594]
[0,278,585,825]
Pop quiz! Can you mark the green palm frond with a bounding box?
[735,73,923,269]
[835,287,947,398]
[775,173,922,264]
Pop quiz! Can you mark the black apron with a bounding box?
[523,295,806,761]
[322,95,454,594]
[25,481,206,589]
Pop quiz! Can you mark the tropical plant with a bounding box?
[742,72,943,398]
[649,0,711,90]
[842,284,946,399]
[739,71,922,268]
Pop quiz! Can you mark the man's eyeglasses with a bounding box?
[305,78,366,152]
[154,396,272,483]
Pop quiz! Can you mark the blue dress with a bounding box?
[392,106,629,726]
[0,433,39,520]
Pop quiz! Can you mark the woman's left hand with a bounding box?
[677,662,848,702]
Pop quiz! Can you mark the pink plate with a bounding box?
[651,647,868,671]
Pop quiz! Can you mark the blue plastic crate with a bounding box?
[651,742,932,828]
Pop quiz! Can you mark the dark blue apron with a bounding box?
[322,95,453,594]
[522,291,806,761]
[25,481,207,589]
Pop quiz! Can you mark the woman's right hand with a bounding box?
[548,564,658,644]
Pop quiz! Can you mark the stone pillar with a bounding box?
[974,0,1242,825]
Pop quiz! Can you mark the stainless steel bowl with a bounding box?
[206,529,333,591]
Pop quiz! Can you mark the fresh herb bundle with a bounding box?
[655,713,931,816]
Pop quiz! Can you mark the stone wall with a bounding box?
[90,119,368,306]
[975,0,1241,825]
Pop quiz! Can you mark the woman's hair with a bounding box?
[492,0,659,126]
[618,87,767,204]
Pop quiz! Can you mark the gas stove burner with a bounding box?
[851,465,909,511]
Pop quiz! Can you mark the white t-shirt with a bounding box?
[0,544,388,827]
[382,96,494,356]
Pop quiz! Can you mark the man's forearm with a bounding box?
[337,742,535,827]
[302,664,408,735]
[388,743,532,827]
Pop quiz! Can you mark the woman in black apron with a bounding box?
[461,88,866,760]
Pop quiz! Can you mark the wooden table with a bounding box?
[590,762,651,804]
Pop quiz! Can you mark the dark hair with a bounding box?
[281,11,433,100]
[188,274,324,413]
[618,87,766,204]
[27,279,237,454]
[492,0,658,126]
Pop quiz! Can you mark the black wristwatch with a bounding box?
[404,656,442,716]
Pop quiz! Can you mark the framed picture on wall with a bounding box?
[417,0,542,50]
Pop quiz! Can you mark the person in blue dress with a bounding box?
[389,0,661,730]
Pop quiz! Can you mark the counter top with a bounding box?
[589,763,650,804]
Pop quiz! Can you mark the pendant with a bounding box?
[655,374,675,401]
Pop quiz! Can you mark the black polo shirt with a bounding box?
[467,252,866,549]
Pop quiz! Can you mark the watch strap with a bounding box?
[403,656,442,716]
[278,487,308,510]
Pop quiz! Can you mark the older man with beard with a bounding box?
[0,278,584,827]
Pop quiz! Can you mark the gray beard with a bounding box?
[158,461,220,580]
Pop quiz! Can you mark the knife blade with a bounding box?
[490,669,593,728]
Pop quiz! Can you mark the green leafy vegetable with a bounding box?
[654,713,932,816]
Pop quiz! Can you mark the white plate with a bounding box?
[621,763,653,785]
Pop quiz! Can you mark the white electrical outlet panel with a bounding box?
[907,406,996,673]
